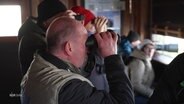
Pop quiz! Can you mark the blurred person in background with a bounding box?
[18,0,76,76]
[118,30,141,65]
[126,39,156,104]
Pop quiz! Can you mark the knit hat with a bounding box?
[127,30,140,43]
[138,39,155,50]
[71,6,95,26]
[37,0,67,24]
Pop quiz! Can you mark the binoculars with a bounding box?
[85,29,121,53]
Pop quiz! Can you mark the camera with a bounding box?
[155,44,178,52]
[74,14,85,21]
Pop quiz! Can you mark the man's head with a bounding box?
[127,30,141,48]
[46,17,88,68]
[37,0,67,30]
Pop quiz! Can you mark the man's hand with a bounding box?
[94,16,108,34]
[94,31,118,58]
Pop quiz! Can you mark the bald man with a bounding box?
[21,17,134,104]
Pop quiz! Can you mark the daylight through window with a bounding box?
[0,5,21,36]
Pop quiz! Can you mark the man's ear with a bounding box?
[64,41,72,56]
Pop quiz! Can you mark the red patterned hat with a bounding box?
[71,6,95,26]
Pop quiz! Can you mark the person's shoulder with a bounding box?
[169,52,184,66]
[18,17,44,41]
[58,79,94,102]
[128,57,145,68]
[132,58,144,64]
[120,39,131,49]
[176,52,184,60]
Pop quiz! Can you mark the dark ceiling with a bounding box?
[152,0,184,26]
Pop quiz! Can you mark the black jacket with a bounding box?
[148,53,184,104]
[41,51,135,104]
[18,17,46,75]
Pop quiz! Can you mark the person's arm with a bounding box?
[105,55,134,103]
[148,53,184,104]
[58,55,134,104]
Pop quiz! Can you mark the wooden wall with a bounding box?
[121,0,152,39]
[152,0,184,38]
[0,37,22,103]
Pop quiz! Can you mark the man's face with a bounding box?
[143,44,155,59]
[70,26,88,68]
[131,40,141,48]
[85,21,96,34]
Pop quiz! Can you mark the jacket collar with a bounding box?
[131,49,151,61]
[38,50,81,74]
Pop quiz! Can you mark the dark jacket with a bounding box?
[58,55,134,104]
[18,17,46,75]
[148,53,184,104]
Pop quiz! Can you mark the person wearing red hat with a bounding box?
[71,6,108,35]
[126,39,155,104]
[71,6,95,26]
[71,6,111,92]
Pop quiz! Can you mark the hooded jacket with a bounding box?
[127,49,155,97]
[18,17,46,75]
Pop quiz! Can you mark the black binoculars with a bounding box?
[83,30,121,76]
[85,29,121,53]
